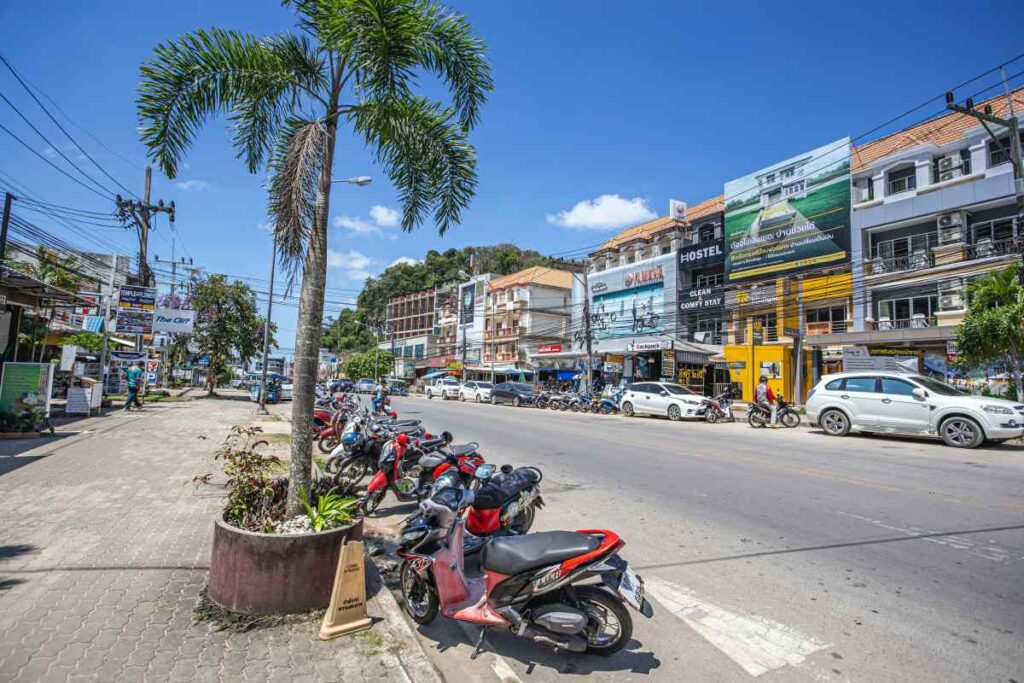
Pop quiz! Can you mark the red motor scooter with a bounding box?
[360,432,484,515]
[397,485,653,657]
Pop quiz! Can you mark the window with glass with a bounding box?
[750,312,778,342]
[877,295,938,327]
[694,271,724,289]
[806,305,847,334]
[989,132,1024,167]
[970,217,1019,245]
[880,377,916,396]
[872,232,937,270]
[415,344,424,359]
[844,377,877,393]
[886,165,917,196]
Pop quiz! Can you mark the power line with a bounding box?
[0,121,114,201]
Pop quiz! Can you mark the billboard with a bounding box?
[593,282,664,340]
[724,137,851,281]
[153,308,195,334]
[115,286,156,335]
[459,283,475,324]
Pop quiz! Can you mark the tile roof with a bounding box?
[594,195,725,254]
[851,87,1024,173]
[488,266,573,291]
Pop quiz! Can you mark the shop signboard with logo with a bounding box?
[537,344,562,354]
[661,350,676,379]
[678,239,724,269]
[459,283,476,324]
[627,340,673,352]
[724,137,851,282]
[153,308,195,334]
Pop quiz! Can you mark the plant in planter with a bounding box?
[202,425,365,615]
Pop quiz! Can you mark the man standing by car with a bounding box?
[124,361,144,412]
[754,375,777,427]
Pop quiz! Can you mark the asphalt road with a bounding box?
[359,395,1024,683]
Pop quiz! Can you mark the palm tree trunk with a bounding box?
[1013,356,1023,402]
[286,99,339,518]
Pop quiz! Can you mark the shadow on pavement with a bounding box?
[633,522,1024,572]
[0,543,39,592]
[801,428,1024,452]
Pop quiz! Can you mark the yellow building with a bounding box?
[723,271,852,402]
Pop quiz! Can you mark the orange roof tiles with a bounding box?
[488,266,573,291]
[851,88,1024,173]
[594,195,724,254]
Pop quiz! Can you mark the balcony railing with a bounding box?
[865,252,933,275]
[483,353,518,363]
[868,316,937,331]
[805,320,848,336]
[966,237,1024,260]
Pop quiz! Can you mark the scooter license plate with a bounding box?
[618,566,644,611]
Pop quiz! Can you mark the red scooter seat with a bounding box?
[481,531,599,576]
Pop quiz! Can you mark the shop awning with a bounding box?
[422,370,448,380]
[0,266,95,306]
[82,316,105,333]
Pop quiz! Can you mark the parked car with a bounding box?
[425,377,461,400]
[620,382,710,421]
[490,382,537,407]
[331,378,354,394]
[805,371,1024,448]
[355,378,376,394]
[459,380,493,402]
[280,382,293,401]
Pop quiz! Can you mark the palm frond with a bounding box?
[137,28,325,177]
[351,95,477,235]
[266,116,328,280]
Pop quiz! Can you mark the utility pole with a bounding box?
[154,254,194,298]
[0,192,14,268]
[98,258,117,395]
[793,275,805,405]
[946,91,1021,180]
[116,166,176,286]
[258,249,276,415]
[580,263,594,394]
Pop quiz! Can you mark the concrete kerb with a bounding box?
[273,403,444,683]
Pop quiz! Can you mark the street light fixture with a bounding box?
[332,176,373,186]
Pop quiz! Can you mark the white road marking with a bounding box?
[645,576,828,677]
[836,511,1016,563]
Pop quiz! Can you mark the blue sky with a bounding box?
[1,0,1021,352]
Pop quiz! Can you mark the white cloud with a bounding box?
[332,205,400,239]
[546,194,656,231]
[369,205,400,227]
[389,256,419,268]
[43,146,57,158]
[328,249,377,281]
[175,179,210,192]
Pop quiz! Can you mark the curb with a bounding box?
[271,405,445,683]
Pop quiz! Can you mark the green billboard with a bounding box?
[724,137,851,282]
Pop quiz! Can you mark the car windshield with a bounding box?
[510,382,533,392]
[661,383,695,396]
[912,375,967,396]
[476,382,493,388]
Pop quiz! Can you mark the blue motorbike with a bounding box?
[598,389,624,415]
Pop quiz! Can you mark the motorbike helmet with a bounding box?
[759,375,768,383]
[341,431,360,447]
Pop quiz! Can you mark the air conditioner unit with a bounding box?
[939,169,963,182]
[939,293,964,311]
[938,155,962,172]
[937,211,965,244]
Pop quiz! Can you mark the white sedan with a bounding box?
[620,382,710,420]
[459,380,494,402]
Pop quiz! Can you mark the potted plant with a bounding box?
[202,426,362,615]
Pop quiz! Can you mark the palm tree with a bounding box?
[137,0,491,515]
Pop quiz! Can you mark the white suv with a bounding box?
[425,377,460,400]
[458,380,493,402]
[620,382,710,421]
[806,371,1024,448]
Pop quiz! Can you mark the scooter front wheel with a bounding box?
[318,435,340,453]
[399,560,438,624]
[360,489,386,516]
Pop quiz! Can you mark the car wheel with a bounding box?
[476,393,482,403]
[460,393,466,402]
[490,396,497,405]
[667,404,682,421]
[819,409,850,436]
[426,391,432,399]
[513,396,521,408]
[940,416,984,448]
[621,401,634,417]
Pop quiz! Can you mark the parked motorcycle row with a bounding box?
[310,384,654,658]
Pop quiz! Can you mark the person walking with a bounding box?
[124,361,144,412]
[754,375,777,427]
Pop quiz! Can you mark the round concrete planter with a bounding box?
[208,516,363,615]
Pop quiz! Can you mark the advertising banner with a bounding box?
[115,286,156,335]
[724,137,851,282]
[593,284,663,340]
[0,362,55,418]
[153,308,195,334]
[841,346,919,373]
[459,283,476,325]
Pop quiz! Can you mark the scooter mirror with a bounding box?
[441,430,453,444]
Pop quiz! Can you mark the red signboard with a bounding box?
[537,344,562,354]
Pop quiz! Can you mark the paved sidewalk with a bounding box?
[0,397,431,682]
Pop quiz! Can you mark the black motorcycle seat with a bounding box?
[482,531,599,576]
[418,453,447,470]
[393,424,422,435]
[449,443,477,457]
